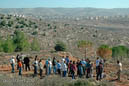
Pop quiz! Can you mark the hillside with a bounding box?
[0,13,129,57]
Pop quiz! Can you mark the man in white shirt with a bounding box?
[33,55,38,77]
[10,56,15,73]
[61,61,67,77]
[117,60,122,81]
[39,59,43,78]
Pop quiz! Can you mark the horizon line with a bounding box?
[0,7,129,9]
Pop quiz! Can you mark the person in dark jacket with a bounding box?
[52,57,57,74]
[24,55,30,71]
[16,54,20,70]
[96,62,103,80]
[71,61,76,79]
[86,60,91,78]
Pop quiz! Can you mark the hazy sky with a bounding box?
[0,0,129,8]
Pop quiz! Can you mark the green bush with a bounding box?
[0,20,6,26]
[3,36,15,53]
[32,31,38,35]
[31,38,40,51]
[15,25,20,28]
[54,41,66,51]
[13,30,30,52]
[112,45,129,58]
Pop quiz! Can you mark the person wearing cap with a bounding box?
[10,56,15,73]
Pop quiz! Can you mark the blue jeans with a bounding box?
[34,66,38,75]
[63,71,67,77]
[19,67,22,75]
[53,66,56,74]
[11,64,15,73]
[49,67,51,74]
[72,71,75,79]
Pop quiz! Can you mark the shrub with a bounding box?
[112,45,129,59]
[15,25,20,28]
[0,20,6,26]
[31,38,40,51]
[97,44,112,59]
[2,36,15,53]
[32,31,38,35]
[54,41,66,51]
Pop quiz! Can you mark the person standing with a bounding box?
[90,62,94,78]
[71,61,76,79]
[33,56,38,77]
[86,60,91,78]
[57,60,61,75]
[45,59,50,75]
[18,59,22,76]
[68,60,72,76]
[10,56,15,73]
[52,57,57,74]
[96,57,100,75]
[96,62,103,80]
[19,53,25,70]
[76,60,80,77]
[61,61,67,77]
[48,58,52,75]
[117,60,122,81]
[39,59,43,79]
[16,54,20,70]
[78,61,83,78]
[81,59,86,76]
[24,55,30,71]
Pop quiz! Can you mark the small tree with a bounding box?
[97,44,112,59]
[0,38,3,52]
[77,40,92,58]
[54,41,66,51]
[3,36,15,53]
[13,30,30,52]
[31,38,40,51]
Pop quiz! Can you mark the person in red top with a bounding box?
[68,60,72,76]
[71,61,76,79]
[18,60,22,76]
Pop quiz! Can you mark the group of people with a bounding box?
[10,53,31,75]
[9,54,122,81]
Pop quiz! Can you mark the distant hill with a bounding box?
[0,8,129,17]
